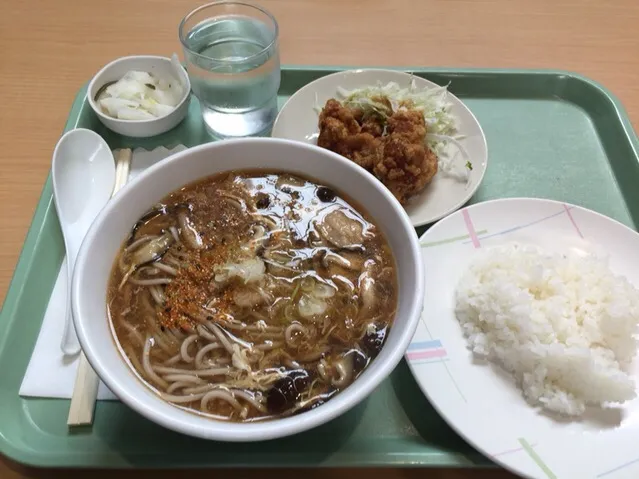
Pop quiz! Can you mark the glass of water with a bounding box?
[179,1,280,138]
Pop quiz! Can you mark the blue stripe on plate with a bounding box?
[407,339,442,351]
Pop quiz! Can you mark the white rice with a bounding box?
[455,242,639,416]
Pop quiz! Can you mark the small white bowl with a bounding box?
[87,55,191,138]
[72,138,425,442]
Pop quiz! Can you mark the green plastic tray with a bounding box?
[1,67,638,469]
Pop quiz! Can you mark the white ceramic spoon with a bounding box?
[52,128,115,356]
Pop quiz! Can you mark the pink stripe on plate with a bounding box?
[407,349,447,360]
[462,209,481,248]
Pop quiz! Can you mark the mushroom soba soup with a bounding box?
[107,170,398,422]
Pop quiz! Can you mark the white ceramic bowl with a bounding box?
[87,55,191,138]
[72,138,425,441]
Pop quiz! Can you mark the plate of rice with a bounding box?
[271,69,488,227]
[409,197,639,479]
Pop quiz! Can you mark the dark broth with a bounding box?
[107,170,398,422]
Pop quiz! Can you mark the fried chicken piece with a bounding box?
[373,137,438,204]
[371,108,436,204]
[318,99,361,150]
[317,117,350,158]
[361,116,384,137]
[318,99,381,169]
[318,99,437,204]
[344,133,381,170]
[322,99,361,134]
[351,109,385,137]
[386,109,426,143]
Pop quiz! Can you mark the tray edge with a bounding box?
[1,66,637,469]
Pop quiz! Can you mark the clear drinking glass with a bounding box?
[179,1,280,138]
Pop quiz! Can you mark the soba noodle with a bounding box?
[107,170,397,422]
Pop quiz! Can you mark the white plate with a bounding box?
[408,197,639,479]
[272,69,488,227]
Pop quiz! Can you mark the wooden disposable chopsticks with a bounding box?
[67,148,132,426]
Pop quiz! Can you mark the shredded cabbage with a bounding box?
[317,78,472,182]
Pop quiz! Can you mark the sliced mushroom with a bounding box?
[233,287,269,308]
[316,210,365,250]
[358,260,378,314]
[331,274,355,293]
[264,230,295,252]
[322,251,351,269]
[242,222,272,253]
[266,370,310,413]
[307,230,325,247]
[131,232,174,266]
[177,210,203,250]
[263,249,301,277]
[251,214,280,232]
[254,192,271,209]
[331,353,354,388]
[276,174,306,189]
[324,350,368,390]
[219,192,249,212]
[251,223,268,240]
[118,235,174,289]
[127,207,164,245]
[361,324,387,358]
[322,251,365,272]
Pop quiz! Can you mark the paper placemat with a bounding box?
[19,145,187,400]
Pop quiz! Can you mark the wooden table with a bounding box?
[1,0,638,477]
